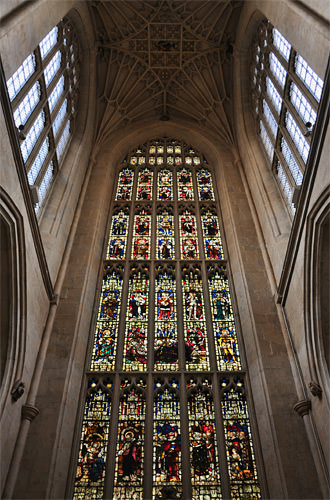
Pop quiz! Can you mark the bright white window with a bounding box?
[44,51,62,87]
[295,55,324,102]
[7,54,36,101]
[13,82,41,127]
[27,137,50,185]
[286,111,310,163]
[49,75,65,112]
[281,138,303,185]
[290,82,317,126]
[20,111,45,162]
[272,29,291,61]
[40,27,58,59]
[266,77,282,115]
[260,121,274,161]
[269,53,286,88]
[263,100,278,138]
[56,120,70,158]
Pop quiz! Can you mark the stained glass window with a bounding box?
[153,379,182,499]
[73,378,112,500]
[154,272,178,371]
[180,209,199,260]
[90,271,123,371]
[201,208,224,260]
[209,268,241,371]
[113,379,146,499]
[156,209,175,260]
[74,138,262,500]
[177,168,194,200]
[123,272,149,371]
[182,271,209,370]
[221,378,261,499]
[188,378,221,499]
[116,168,134,200]
[251,21,324,211]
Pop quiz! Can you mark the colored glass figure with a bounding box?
[180,211,199,259]
[107,211,129,260]
[113,381,146,500]
[182,273,209,370]
[188,380,222,500]
[178,168,194,200]
[197,169,215,201]
[150,146,156,154]
[157,211,174,260]
[90,272,122,371]
[137,168,153,200]
[132,211,151,260]
[209,270,241,371]
[138,156,146,165]
[153,384,182,499]
[154,273,178,371]
[221,384,261,499]
[116,168,134,201]
[123,273,149,370]
[201,210,224,260]
[158,169,173,201]
[73,384,111,500]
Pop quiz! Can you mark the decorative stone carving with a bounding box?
[309,381,322,398]
[11,380,25,401]
[21,404,39,422]
[293,399,311,417]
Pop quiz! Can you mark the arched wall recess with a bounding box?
[305,185,330,403]
[0,188,27,415]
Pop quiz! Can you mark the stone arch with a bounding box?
[0,188,27,416]
[305,186,330,403]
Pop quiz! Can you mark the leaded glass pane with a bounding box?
[154,273,178,371]
[123,273,149,370]
[156,210,175,260]
[209,269,241,371]
[290,82,317,126]
[116,169,134,200]
[7,54,36,101]
[137,168,153,200]
[281,138,303,185]
[21,110,45,162]
[40,26,59,59]
[113,379,146,499]
[27,136,49,185]
[221,380,261,499]
[157,169,173,201]
[56,119,70,159]
[132,209,151,259]
[106,210,129,260]
[269,53,286,88]
[277,161,294,209]
[180,210,199,259]
[272,28,291,61]
[188,379,221,499]
[295,54,324,102]
[197,169,215,201]
[73,380,112,500]
[177,168,194,200]
[153,380,182,499]
[13,81,41,127]
[259,121,274,161]
[44,50,62,87]
[182,272,209,370]
[285,111,310,163]
[266,77,282,115]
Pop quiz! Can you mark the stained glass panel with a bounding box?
[116,168,134,201]
[153,380,182,499]
[73,380,112,500]
[154,273,178,371]
[221,381,261,499]
[132,209,151,260]
[201,209,224,260]
[182,272,209,370]
[157,210,174,260]
[106,210,129,260]
[209,269,241,371]
[157,169,173,201]
[90,272,123,371]
[177,168,194,200]
[123,272,149,370]
[137,168,153,200]
[188,379,221,499]
[113,379,146,499]
[197,169,215,201]
[180,210,199,260]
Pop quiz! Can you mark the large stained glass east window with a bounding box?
[73,138,262,499]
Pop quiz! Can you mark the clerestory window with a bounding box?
[251,21,324,212]
[72,138,262,500]
[6,19,80,213]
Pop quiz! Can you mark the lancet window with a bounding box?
[72,139,262,500]
[251,21,324,212]
[5,19,80,213]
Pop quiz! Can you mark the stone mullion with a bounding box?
[148,164,158,372]
[180,373,192,500]
[103,372,121,499]
[213,372,231,500]
[143,372,154,499]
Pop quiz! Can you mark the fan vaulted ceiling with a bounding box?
[90,1,243,147]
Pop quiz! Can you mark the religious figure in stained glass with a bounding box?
[116,168,134,200]
[137,168,153,200]
[201,209,223,260]
[197,169,215,201]
[74,381,112,500]
[158,169,173,201]
[132,210,151,259]
[178,168,194,200]
[157,210,174,260]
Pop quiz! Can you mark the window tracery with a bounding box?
[6,19,80,213]
[251,21,324,212]
[73,138,262,500]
